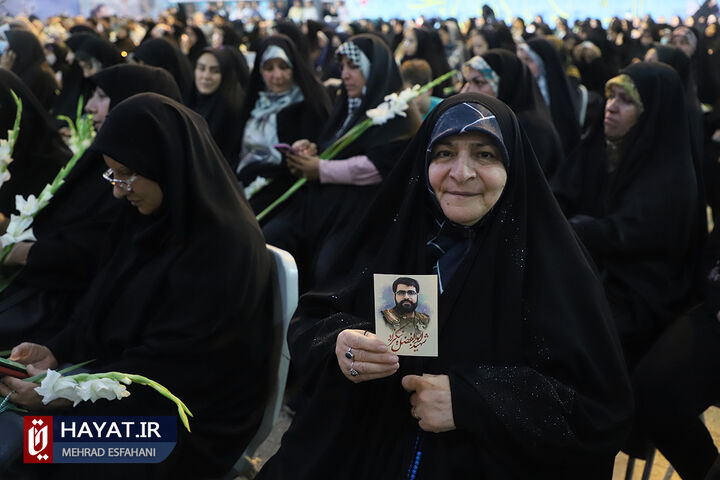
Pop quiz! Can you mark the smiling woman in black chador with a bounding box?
[256,93,632,480]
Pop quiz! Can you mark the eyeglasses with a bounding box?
[102,168,137,192]
[396,290,418,297]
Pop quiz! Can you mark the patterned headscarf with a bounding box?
[605,73,645,116]
[336,40,371,80]
[463,56,500,96]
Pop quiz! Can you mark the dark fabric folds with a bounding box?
[527,37,581,156]
[132,38,195,103]
[5,29,59,111]
[481,49,564,179]
[0,69,71,216]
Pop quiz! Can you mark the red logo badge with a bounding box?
[23,416,53,463]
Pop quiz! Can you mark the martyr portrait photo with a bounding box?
[373,274,438,356]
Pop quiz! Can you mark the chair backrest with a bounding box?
[227,244,298,477]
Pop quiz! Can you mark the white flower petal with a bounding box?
[35,370,82,406]
[78,378,130,403]
[15,195,39,216]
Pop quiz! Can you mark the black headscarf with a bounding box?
[0,70,70,215]
[46,93,273,477]
[527,37,581,156]
[401,27,452,97]
[68,24,99,36]
[0,65,184,348]
[189,47,245,165]
[319,33,418,176]
[5,29,59,111]
[274,19,313,68]
[258,93,632,479]
[481,48,564,179]
[53,33,96,122]
[553,62,703,365]
[73,34,125,69]
[26,63,183,287]
[132,37,194,103]
[186,25,209,65]
[90,63,183,109]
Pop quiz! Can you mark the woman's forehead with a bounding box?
[197,52,220,66]
[432,131,495,147]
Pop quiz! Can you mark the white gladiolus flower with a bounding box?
[35,370,130,407]
[78,378,130,403]
[0,214,36,246]
[35,369,84,406]
[366,85,420,125]
[15,194,39,216]
[244,176,270,199]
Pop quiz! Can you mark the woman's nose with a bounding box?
[112,184,127,199]
[450,152,476,181]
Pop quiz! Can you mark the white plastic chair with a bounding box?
[224,244,298,479]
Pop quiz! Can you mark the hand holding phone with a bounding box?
[274,143,297,156]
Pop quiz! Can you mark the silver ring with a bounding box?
[363,330,369,336]
[345,347,354,360]
[349,360,359,377]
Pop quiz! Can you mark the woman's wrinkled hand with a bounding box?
[336,329,399,383]
[0,365,71,410]
[402,374,456,433]
[9,342,58,371]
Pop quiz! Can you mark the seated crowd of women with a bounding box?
[0,12,717,480]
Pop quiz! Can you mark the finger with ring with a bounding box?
[345,347,354,360]
[349,360,359,377]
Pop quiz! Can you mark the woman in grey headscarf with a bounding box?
[235,34,330,215]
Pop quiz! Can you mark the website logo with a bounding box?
[24,416,53,463]
[22,416,176,464]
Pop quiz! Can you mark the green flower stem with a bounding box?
[57,115,78,139]
[255,70,456,222]
[66,372,193,432]
[256,177,307,222]
[7,90,22,157]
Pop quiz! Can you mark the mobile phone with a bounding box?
[0,356,29,379]
[274,143,297,155]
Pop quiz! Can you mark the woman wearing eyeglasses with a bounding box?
[0,93,274,479]
[0,64,182,350]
